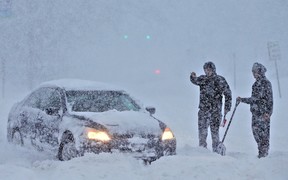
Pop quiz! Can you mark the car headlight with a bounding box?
[84,128,111,142]
[161,127,175,141]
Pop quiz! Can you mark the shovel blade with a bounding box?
[216,142,226,156]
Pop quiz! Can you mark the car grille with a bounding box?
[111,133,160,153]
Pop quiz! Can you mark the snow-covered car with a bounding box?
[7,79,176,162]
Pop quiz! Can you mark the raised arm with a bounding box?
[190,73,205,86]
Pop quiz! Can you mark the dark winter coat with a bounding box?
[190,73,232,112]
[241,75,273,116]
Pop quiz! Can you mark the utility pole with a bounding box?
[1,57,6,99]
[26,0,42,90]
[267,41,281,98]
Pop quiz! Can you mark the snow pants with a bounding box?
[252,114,270,157]
[198,109,221,152]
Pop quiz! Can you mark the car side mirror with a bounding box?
[146,106,156,115]
[45,107,60,116]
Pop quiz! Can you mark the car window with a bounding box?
[66,90,141,112]
[38,88,62,110]
[24,90,41,108]
[24,88,62,111]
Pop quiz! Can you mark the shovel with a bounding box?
[216,99,240,156]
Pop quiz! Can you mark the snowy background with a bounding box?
[0,0,288,179]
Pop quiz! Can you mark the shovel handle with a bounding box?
[221,99,240,142]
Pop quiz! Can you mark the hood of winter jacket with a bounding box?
[252,62,267,76]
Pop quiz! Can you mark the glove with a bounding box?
[221,113,227,127]
[221,118,227,127]
[236,97,242,104]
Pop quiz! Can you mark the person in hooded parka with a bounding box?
[237,62,273,158]
[190,62,232,153]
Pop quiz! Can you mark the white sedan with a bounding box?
[7,79,176,163]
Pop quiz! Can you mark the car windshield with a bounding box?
[66,90,141,112]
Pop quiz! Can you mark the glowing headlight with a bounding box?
[84,128,111,142]
[161,127,174,141]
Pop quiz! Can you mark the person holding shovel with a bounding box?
[190,61,232,153]
[237,62,273,158]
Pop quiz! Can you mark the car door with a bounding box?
[32,87,63,152]
[19,89,42,143]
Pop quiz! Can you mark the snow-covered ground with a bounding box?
[0,75,287,180]
[1,0,288,179]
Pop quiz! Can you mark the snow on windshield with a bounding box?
[66,90,141,112]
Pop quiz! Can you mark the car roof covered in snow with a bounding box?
[38,79,125,91]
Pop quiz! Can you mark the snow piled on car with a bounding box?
[39,79,125,91]
[71,110,163,135]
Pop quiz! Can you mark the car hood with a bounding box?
[71,110,163,136]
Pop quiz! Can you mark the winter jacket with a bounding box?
[190,73,232,112]
[241,76,273,116]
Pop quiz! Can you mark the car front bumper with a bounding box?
[79,137,176,161]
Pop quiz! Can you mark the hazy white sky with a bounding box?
[0,0,287,97]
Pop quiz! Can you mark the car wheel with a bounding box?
[58,135,78,161]
[11,128,24,146]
